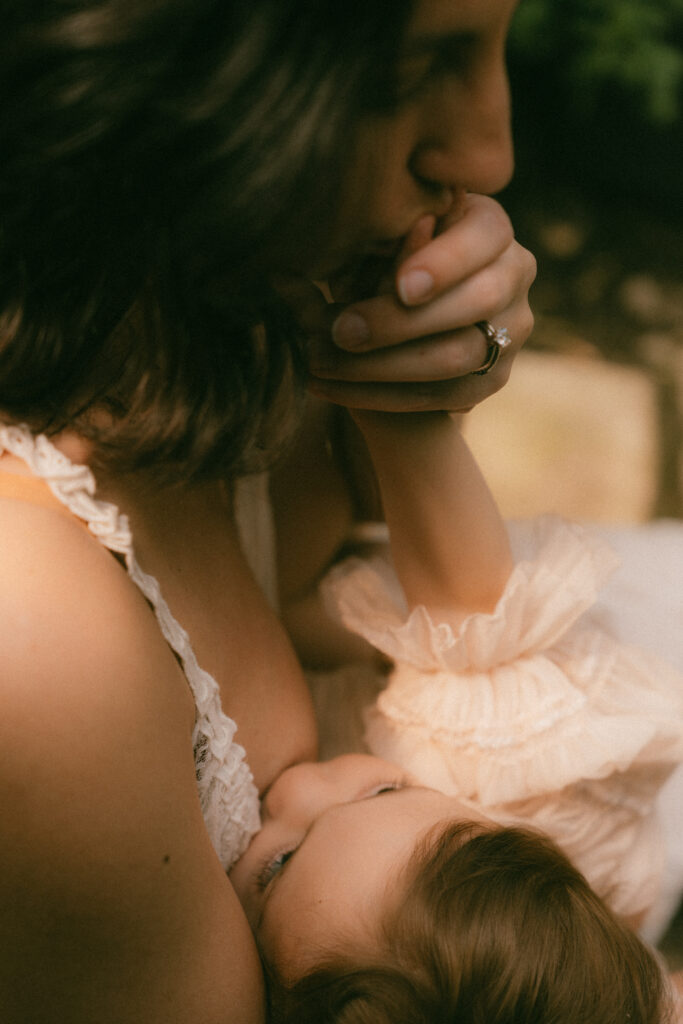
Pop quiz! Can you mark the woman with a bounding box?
[0,0,534,1020]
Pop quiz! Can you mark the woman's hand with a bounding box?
[282,193,536,413]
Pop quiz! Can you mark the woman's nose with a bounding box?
[410,66,514,197]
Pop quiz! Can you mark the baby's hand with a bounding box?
[304,193,536,413]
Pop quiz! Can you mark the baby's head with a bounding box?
[230,755,670,1024]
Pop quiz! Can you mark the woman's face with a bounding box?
[314,0,519,279]
[229,755,492,981]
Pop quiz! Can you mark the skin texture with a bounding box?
[237,409,512,983]
[281,0,535,413]
[0,488,268,1024]
[229,755,492,982]
[246,393,679,1000]
[0,0,535,1020]
[273,0,534,663]
[671,973,683,1021]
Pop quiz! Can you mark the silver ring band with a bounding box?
[472,320,512,375]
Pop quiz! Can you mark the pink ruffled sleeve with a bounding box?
[321,516,683,917]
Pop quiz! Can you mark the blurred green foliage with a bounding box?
[509,0,683,125]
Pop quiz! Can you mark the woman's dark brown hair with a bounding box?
[267,823,672,1024]
[0,0,414,480]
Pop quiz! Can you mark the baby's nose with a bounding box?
[262,761,327,823]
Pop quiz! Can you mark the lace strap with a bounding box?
[0,424,132,553]
[0,424,236,735]
[0,422,260,866]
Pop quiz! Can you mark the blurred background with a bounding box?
[464,0,682,524]
[463,0,683,963]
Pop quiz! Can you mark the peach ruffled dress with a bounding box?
[314,516,683,924]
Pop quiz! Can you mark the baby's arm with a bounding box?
[351,410,513,623]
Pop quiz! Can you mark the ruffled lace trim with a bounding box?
[324,516,621,672]
[0,424,260,868]
[322,515,683,917]
[364,638,683,805]
[323,516,683,802]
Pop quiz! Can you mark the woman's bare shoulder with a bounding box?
[0,499,264,1023]
[0,494,190,717]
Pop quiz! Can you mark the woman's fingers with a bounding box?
[394,193,514,307]
[306,291,531,410]
[329,195,531,355]
[277,194,536,415]
[309,305,532,385]
[307,360,514,413]
[326,240,535,356]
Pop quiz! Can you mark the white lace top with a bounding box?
[0,424,261,869]
[319,515,683,918]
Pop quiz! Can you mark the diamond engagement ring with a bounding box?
[471,320,512,375]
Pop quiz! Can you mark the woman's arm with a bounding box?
[351,410,513,622]
[0,502,264,1024]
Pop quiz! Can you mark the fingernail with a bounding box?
[398,268,434,305]
[332,310,370,349]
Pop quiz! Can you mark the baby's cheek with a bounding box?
[260,893,329,983]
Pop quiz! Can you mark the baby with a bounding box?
[231,409,683,1023]
[231,755,668,1023]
